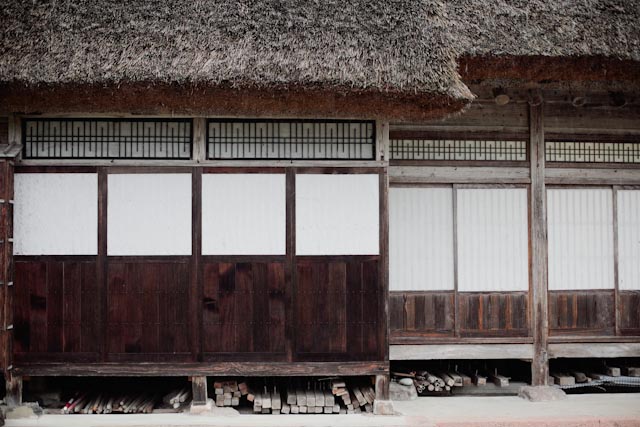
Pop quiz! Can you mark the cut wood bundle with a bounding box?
[213,380,243,407]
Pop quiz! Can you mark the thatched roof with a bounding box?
[447,0,640,61]
[1,0,639,118]
[448,0,640,84]
[0,0,470,99]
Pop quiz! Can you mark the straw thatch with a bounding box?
[0,0,470,100]
[447,0,640,61]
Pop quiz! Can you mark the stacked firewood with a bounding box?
[247,379,374,414]
[213,380,247,407]
[60,389,184,414]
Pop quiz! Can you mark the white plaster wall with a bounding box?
[295,174,379,255]
[389,187,455,291]
[202,174,286,255]
[617,190,640,290]
[14,173,98,255]
[547,188,614,290]
[107,174,192,255]
[457,188,529,292]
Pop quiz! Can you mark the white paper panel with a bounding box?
[108,174,192,255]
[617,190,640,290]
[457,188,529,292]
[389,187,454,291]
[14,173,98,255]
[296,174,379,255]
[547,188,614,290]
[202,174,286,255]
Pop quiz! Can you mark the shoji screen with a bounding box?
[389,187,454,291]
[547,188,614,290]
[295,174,379,255]
[456,188,529,292]
[107,174,192,255]
[617,190,640,290]
[14,173,98,255]
[202,174,286,255]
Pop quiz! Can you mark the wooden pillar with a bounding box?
[1,157,15,385]
[5,375,22,407]
[374,374,389,401]
[529,94,549,386]
[191,376,208,405]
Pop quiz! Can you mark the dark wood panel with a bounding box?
[549,290,615,336]
[459,292,529,337]
[389,292,454,338]
[14,260,100,359]
[295,258,380,361]
[619,291,640,335]
[106,261,191,360]
[202,261,286,357]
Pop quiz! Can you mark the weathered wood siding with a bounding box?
[548,290,615,335]
[389,292,454,337]
[619,291,640,335]
[0,159,14,372]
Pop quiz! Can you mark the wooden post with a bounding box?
[5,375,22,407]
[529,94,549,386]
[374,374,389,401]
[191,376,208,406]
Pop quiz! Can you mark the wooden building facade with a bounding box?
[0,0,639,409]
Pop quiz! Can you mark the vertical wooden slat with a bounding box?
[218,262,236,352]
[379,169,389,361]
[530,97,549,386]
[452,185,460,337]
[285,168,295,361]
[612,186,620,336]
[98,167,107,360]
[191,167,202,361]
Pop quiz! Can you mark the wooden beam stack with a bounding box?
[213,380,246,407]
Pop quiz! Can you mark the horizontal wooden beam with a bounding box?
[389,344,534,360]
[548,343,640,359]
[546,168,640,185]
[390,336,533,345]
[389,166,530,184]
[13,361,389,377]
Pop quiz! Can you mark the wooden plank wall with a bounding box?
[202,260,287,359]
[548,290,615,336]
[618,291,640,335]
[295,258,380,361]
[459,293,529,337]
[106,261,191,361]
[390,292,454,337]
[13,259,100,361]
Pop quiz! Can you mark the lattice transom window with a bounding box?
[207,119,375,160]
[545,141,640,164]
[23,119,192,159]
[390,139,527,161]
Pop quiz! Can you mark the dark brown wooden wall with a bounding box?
[107,261,191,361]
[295,258,381,361]
[202,261,286,359]
[548,290,615,336]
[14,259,100,361]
